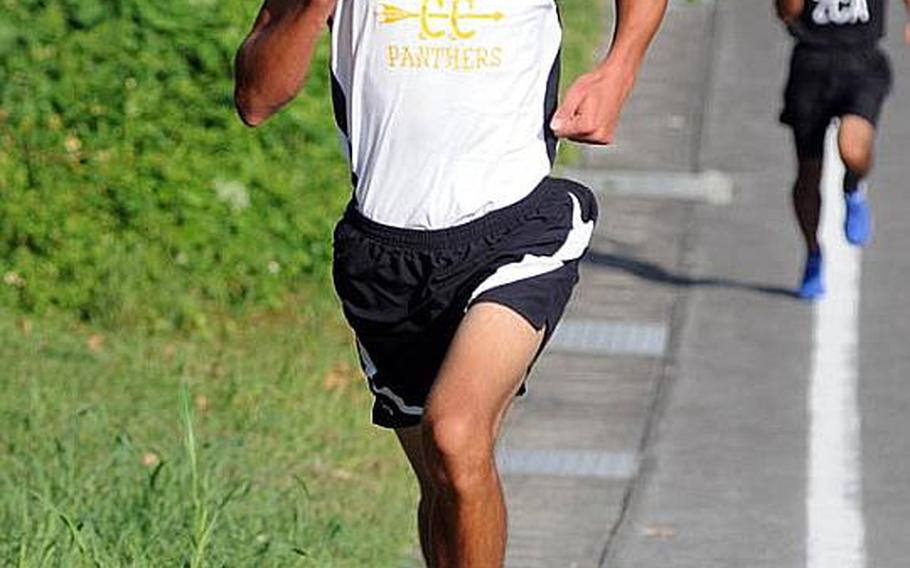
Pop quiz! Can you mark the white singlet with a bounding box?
[330,0,563,230]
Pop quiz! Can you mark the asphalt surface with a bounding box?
[605,2,910,567]
[490,0,910,567]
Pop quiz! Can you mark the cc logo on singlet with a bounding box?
[379,0,505,40]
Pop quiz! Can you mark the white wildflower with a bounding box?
[64,135,82,153]
[213,179,250,212]
[3,272,25,288]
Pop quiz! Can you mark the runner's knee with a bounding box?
[422,414,495,493]
[840,145,873,177]
[838,117,875,176]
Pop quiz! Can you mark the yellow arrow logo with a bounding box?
[379,1,504,40]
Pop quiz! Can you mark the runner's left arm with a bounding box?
[551,0,668,145]
[775,0,804,24]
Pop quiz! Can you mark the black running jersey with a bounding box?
[330,0,562,230]
[789,0,886,48]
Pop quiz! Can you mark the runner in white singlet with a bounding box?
[330,0,562,229]
[234,1,667,564]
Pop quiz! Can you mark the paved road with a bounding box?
[487,1,910,567]
[607,2,910,568]
[492,2,716,565]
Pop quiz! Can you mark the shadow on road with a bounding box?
[584,249,796,299]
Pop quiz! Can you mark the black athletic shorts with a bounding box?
[781,44,892,158]
[332,177,598,429]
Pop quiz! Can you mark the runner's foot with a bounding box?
[844,183,872,246]
[798,251,825,301]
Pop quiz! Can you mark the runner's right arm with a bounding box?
[904,0,909,45]
[775,0,804,24]
[234,0,337,127]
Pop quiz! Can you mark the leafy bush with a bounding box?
[0,0,604,331]
[0,0,350,330]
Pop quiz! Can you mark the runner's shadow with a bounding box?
[584,249,797,299]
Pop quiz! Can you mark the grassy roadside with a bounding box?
[560,0,608,95]
[559,0,609,164]
[0,1,605,565]
[0,283,415,566]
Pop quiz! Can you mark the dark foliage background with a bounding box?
[0,0,349,330]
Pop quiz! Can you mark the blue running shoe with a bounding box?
[798,251,825,301]
[844,186,872,246]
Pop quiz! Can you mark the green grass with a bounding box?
[0,0,605,565]
[558,0,609,164]
[0,0,350,330]
[560,0,608,96]
[0,285,416,567]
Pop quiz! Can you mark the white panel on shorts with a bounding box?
[468,193,594,304]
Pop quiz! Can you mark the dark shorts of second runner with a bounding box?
[780,43,892,158]
[332,177,598,429]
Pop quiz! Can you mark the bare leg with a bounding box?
[396,426,441,567]
[838,114,876,190]
[419,303,544,567]
[792,156,823,254]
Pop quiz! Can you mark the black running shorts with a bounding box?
[332,177,598,429]
[781,44,892,158]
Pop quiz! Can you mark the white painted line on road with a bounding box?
[559,168,734,205]
[669,0,715,7]
[548,320,668,357]
[807,127,865,568]
[497,449,638,479]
